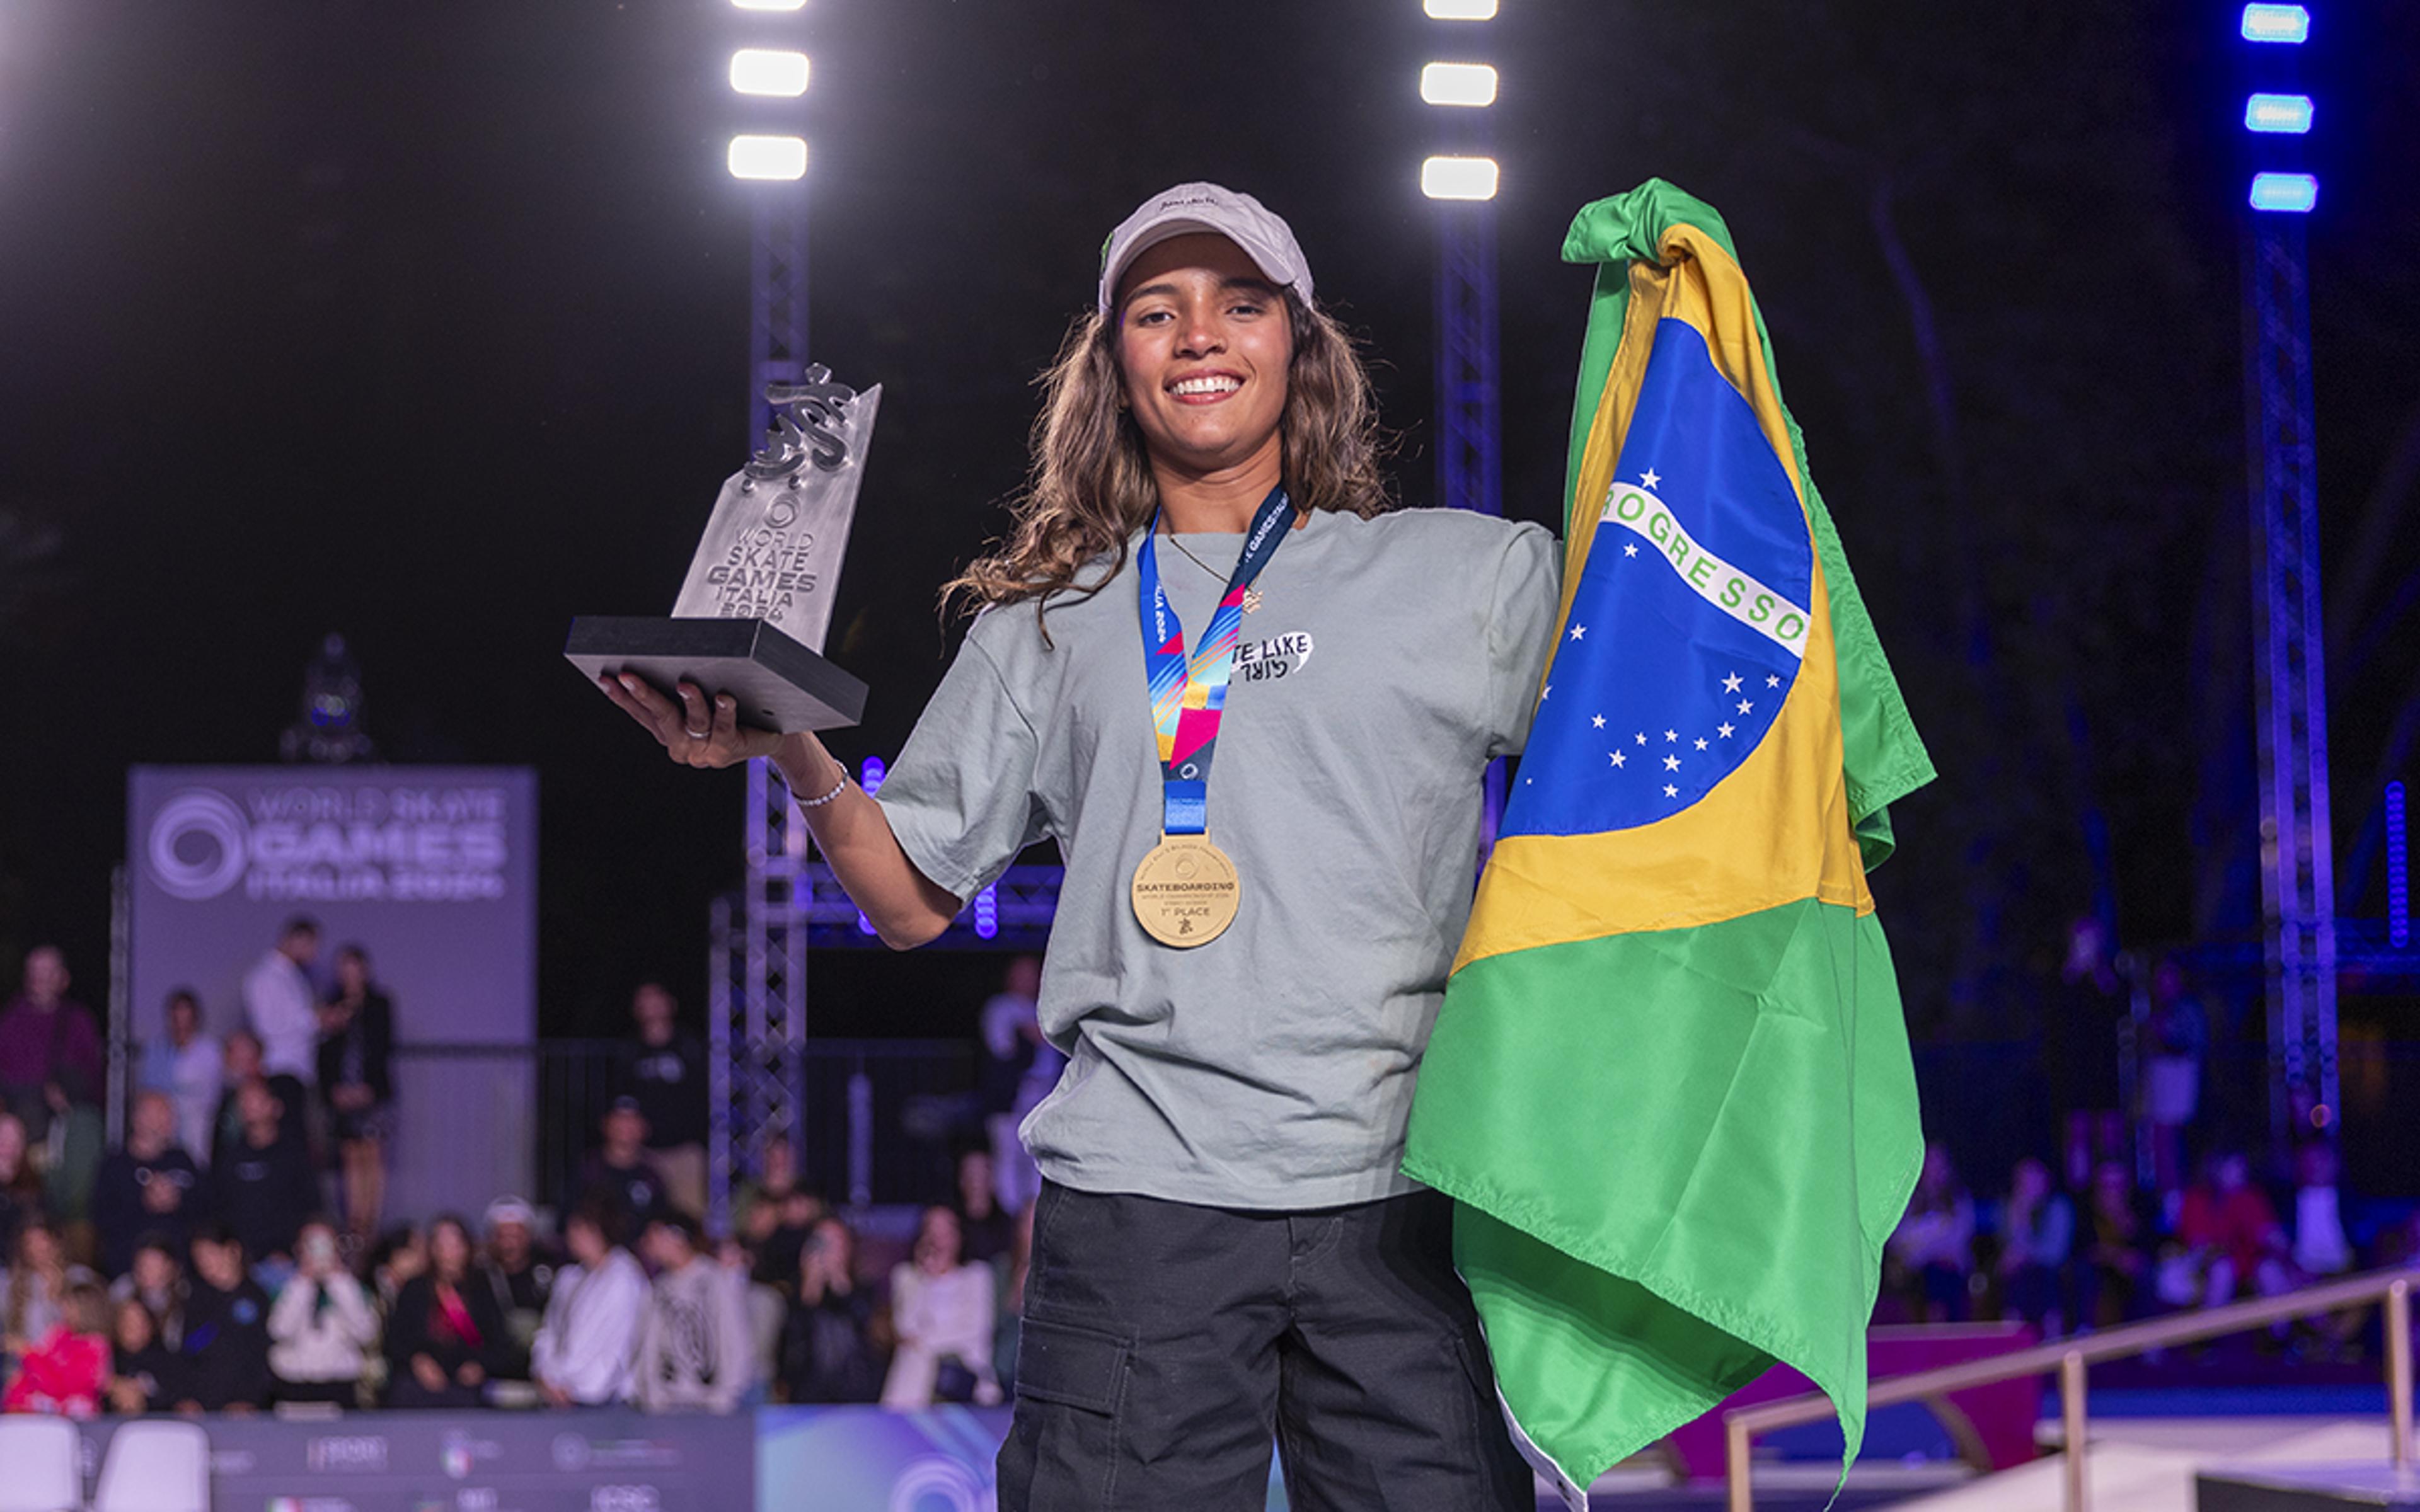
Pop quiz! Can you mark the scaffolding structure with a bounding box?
[2242,217,2339,1143]
[1436,205,1508,848]
[708,193,815,1234]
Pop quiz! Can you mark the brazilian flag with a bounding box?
[1403,180,1936,1506]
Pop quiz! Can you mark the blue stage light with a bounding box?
[2248,172,2319,212]
[974,885,999,940]
[2240,4,2310,43]
[2244,93,2314,133]
[2390,782,2410,949]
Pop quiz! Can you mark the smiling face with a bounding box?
[1114,233,1292,485]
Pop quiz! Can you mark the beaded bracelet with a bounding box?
[797,771,853,808]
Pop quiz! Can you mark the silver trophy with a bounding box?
[566,366,880,731]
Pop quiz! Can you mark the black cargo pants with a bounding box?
[996,1180,1533,1511]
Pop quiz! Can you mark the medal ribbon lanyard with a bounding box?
[1137,486,1295,836]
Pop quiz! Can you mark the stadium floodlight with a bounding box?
[2244,91,2313,134]
[2239,3,2310,43]
[1421,155,1499,201]
[731,0,806,10]
[730,49,810,97]
[1424,0,1498,16]
[1420,62,1499,107]
[728,134,808,181]
[2247,171,2319,212]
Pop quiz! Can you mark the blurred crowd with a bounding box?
[1886,1138,2411,1358]
[0,933,1051,1421]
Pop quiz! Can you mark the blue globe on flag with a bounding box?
[1505,317,1816,837]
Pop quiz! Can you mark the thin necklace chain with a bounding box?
[1160,529,1233,585]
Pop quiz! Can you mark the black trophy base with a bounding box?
[566,616,867,733]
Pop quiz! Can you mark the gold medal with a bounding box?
[1129,833,1241,948]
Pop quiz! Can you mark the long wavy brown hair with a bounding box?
[946,292,1394,619]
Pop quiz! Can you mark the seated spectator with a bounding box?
[93,1090,207,1276]
[1993,1157,2074,1336]
[779,1215,881,1404]
[880,1206,1000,1409]
[0,1111,45,1263]
[753,1186,827,1291]
[2285,1140,2356,1280]
[107,1295,185,1414]
[268,1218,379,1406]
[367,1223,428,1316]
[532,1203,648,1407]
[2282,1140,2368,1361]
[210,1031,306,1171]
[633,1213,753,1413]
[582,1099,671,1235]
[732,1138,804,1250]
[1886,1142,1976,1323]
[141,990,222,1167]
[2079,1159,2150,1329]
[3,1279,110,1416]
[4,1217,100,1353]
[2173,1150,2292,1309]
[478,1196,555,1375]
[384,1214,508,1409]
[318,945,395,1250]
[108,1235,190,1349]
[213,1076,317,1266]
[178,1222,274,1413]
[954,1148,1014,1266]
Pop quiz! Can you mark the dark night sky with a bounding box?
[3,1,2415,1042]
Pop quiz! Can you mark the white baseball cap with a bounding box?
[1097,182,1313,318]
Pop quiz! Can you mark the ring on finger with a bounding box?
[684,728,711,740]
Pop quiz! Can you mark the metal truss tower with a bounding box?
[708,193,814,1233]
[1436,205,1507,848]
[2242,217,2338,1144]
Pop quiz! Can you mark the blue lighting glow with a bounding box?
[856,757,889,934]
[2248,172,2319,212]
[2244,93,2314,134]
[974,885,999,940]
[2240,4,2310,42]
[2390,782,2410,949]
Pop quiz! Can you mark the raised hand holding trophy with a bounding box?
[567,365,879,731]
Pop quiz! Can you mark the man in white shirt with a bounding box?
[241,917,321,1087]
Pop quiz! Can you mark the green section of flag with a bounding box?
[1405,900,1920,1487]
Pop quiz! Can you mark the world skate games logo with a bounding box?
[146,781,511,903]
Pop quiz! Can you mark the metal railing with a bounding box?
[1723,1264,2417,1512]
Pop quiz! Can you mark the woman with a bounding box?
[4,1217,98,1356]
[108,1235,190,1349]
[141,990,223,1165]
[880,1206,998,1409]
[107,1296,184,1414]
[778,1213,880,1404]
[383,1214,506,1409]
[531,1203,647,1407]
[602,183,1553,1508]
[268,1218,380,1406]
[317,944,395,1249]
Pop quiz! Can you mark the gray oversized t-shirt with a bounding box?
[880,506,1560,1209]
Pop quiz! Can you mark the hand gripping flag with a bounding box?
[1403,180,1936,1508]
